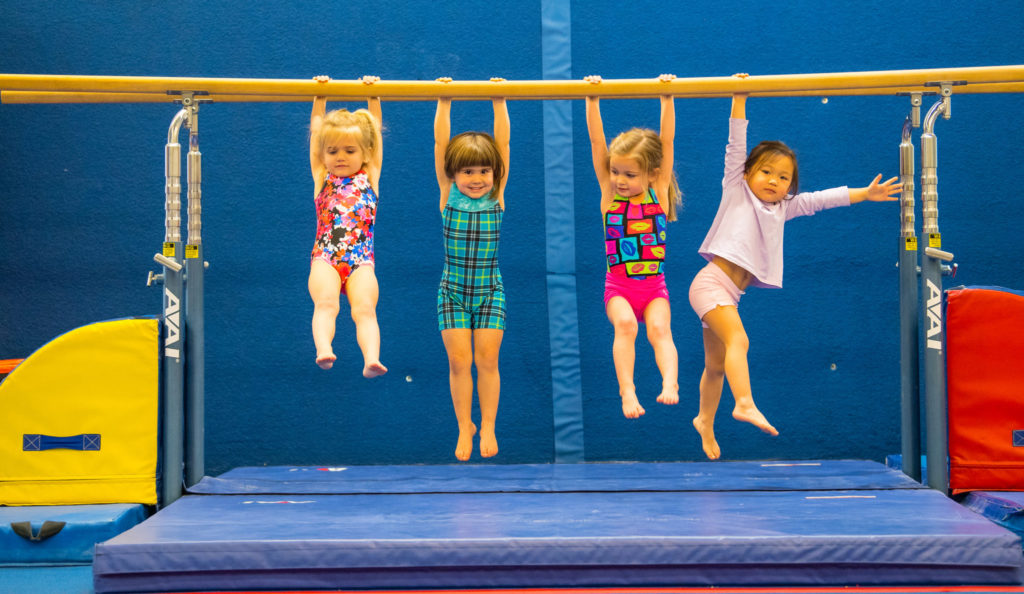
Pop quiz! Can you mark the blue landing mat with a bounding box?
[963,491,1024,549]
[0,503,145,565]
[190,459,923,494]
[92,488,1023,592]
[0,565,95,594]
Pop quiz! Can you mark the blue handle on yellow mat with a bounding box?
[22,434,101,451]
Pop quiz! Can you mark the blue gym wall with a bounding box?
[1,1,1021,475]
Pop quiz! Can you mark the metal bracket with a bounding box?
[166,90,211,105]
[909,92,922,128]
[923,81,963,119]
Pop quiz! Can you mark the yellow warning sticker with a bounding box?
[928,233,941,248]
[185,244,199,259]
[905,237,918,251]
[162,242,175,257]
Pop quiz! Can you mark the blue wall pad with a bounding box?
[0,503,146,565]
[963,491,1024,550]
[190,460,924,495]
[93,488,1022,592]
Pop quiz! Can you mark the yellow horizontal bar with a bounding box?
[5,82,1024,105]
[1,66,1022,102]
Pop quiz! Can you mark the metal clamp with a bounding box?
[924,246,954,262]
[154,253,183,271]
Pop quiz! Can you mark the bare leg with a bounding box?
[702,306,778,436]
[442,329,476,461]
[308,260,341,369]
[346,266,387,378]
[474,328,503,458]
[693,325,726,459]
[644,298,679,405]
[606,297,644,419]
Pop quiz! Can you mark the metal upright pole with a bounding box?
[919,84,954,492]
[183,94,206,487]
[156,108,188,506]
[899,93,922,482]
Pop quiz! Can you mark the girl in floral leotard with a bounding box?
[308,75,387,377]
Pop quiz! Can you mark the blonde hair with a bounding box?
[608,128,682,221]
[444,131,505,190]
[315,108,382,170]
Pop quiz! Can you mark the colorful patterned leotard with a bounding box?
[604,188,667,278]
[311,170,377,291]
[437,185,505,331]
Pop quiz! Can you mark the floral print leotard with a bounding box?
[311,170,377,290]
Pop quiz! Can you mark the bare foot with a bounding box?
[362,361,388,378]
[733,404,779,436]
[692,416,721,460]
[621,392,645,419]
[316,351,336,370]
[455,422,477,461]
[656,385,679,405]
[479,427,498,458]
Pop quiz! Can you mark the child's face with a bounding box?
[745,154,794,203]
[322,133,366,178]
[609,155,651,198]
[453,165,495,199]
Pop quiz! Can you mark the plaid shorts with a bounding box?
[438,285,506,330]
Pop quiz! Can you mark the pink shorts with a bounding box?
[603,272,670,322]
[688,262,744,328]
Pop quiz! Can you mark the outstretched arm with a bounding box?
[434,87,452,210]
[584,75,612,209]
[657,74,676,200]
[492,93,510,209]
[731,73,749,119]
[849,174,902,203]
[362,76,384,188]
[310,75,330,189]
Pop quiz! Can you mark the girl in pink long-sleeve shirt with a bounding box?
[688,75,902,460]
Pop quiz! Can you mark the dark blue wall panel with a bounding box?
[1,1,1021,473]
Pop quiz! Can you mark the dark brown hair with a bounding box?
[444,131,505,189]
[744,140,799,196]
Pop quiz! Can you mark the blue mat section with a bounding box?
[963,491,1024,550]
[0,565,95,594]
[190,459,925,494]
[0,503,145,565]
[93,487,1023,592]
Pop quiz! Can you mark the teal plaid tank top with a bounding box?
[439,185,503,304]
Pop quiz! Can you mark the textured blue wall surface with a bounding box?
[1,1,1021,474]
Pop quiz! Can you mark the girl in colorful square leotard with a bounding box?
[308,75,387,377]
[433,78,510,461]
[585,74,682,420]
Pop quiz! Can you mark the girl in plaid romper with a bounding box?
[433,83,510,461]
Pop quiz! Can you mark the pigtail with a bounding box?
[351,108,383,165]
[663,172,683,222]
